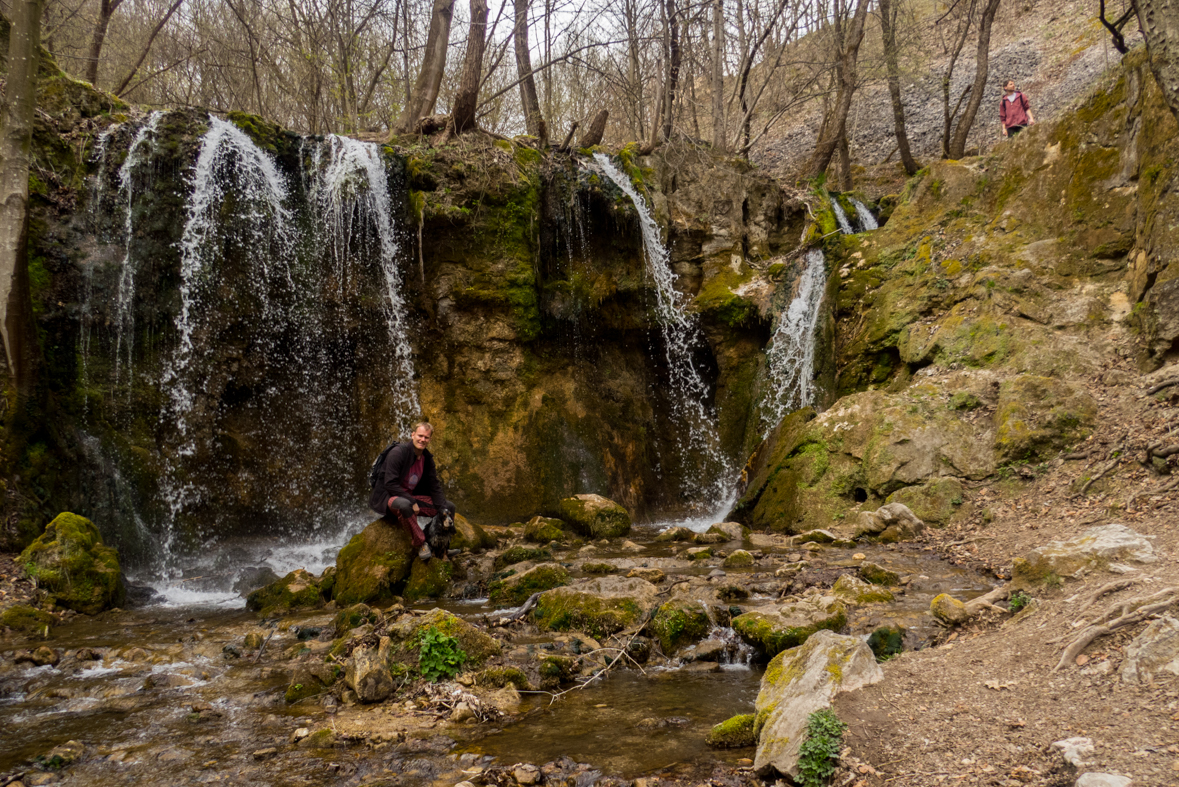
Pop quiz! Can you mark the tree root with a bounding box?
[1078,443,1124,495]
[1145,378,1179,396]
[1053,587,1179,671]
[1075,579,1141,619]
[1126,475,1179,512]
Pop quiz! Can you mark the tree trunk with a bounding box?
[948,0,1001,158]
[661,0,681,143]
[879,0,919,175]
[114,0,186,97]
[0,0,46,395]
[85,0,123,85]
[397,0,456,132]
[940,0,974,158]
[578,109,608,147]
[711,0,725,152]
[513,0,546,138]
[837,134,852,190]
[1135,0,1179,121]
[808,0,870,179]
[452,0,489,133]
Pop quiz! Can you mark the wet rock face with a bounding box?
[557,495,632,539]
[245,568,327,615]
[19,512,125,615]
[332,519,415,605]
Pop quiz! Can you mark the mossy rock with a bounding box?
[557,494,632,539]
[885,478,964,525]
[285,662,335,704]
[654,527,695,542]
[246,569,326,616]
[538,654,578,683]
[858,562,900,586]
[332,519,414,606]
[523,516,566,544]
[832,574,894,604]
[994,376,1097,462]
[403,558,455,602]
[494,546,553,570]
[582,562,619,575]
[723,550,755,568]
[731,596,848,658]
[706,713,757,748]
[685,547,713,561]
[867,626,905,661]
[930,593,969,625]
[0,604,54,634]
[531,577,658,640]
[19,512,125,615]
[333,603,377,637]
[489,563,570,605]
[476,666,531,690]
[650,600,712,655]
[392,608,501,664]
[452,514,497,552]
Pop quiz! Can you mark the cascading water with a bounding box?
[113,110,165,387]
[851,197,879,231]
[593,153,736,525]
[761,249,827,434]
[831,197,855,234]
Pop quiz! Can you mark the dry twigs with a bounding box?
[1053,586,1179,671]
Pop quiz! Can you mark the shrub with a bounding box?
[797,709,847,787]
[418,626,467,682]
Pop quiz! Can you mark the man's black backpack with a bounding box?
[368,442,399,489]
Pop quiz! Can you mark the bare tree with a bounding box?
[85,0,124,84]
[946,0,1001,158]
[453,0,490,131]
[0,0,47,394]
[879,0,919,174]
[398,0,457,131]
[711,0,725,151]
[513,0,546,138]
[808,0,870,179]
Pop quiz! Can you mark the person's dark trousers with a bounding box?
[386,497,456,547]
[1007,124,1026,137]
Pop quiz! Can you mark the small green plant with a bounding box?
[418,626,467,682]
[797,709,848,787]
[1008,590,1031,613]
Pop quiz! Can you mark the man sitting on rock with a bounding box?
[369,422,455,562]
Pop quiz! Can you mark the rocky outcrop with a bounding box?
[1012,524,1157,585]
[530,576,658,639]
[19,513,125,615]
[753,630,884,779]
[557,494,632,538]
[732,595,848,657]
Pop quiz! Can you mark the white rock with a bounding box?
[1121,615,1179,683]
[1016,524,1156,582]
[1051,737,1094,768]
[753,630,884,779]
[1075,774,1132,787]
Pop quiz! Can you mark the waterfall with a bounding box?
[761,249,827,434]
[831,197,854,234]
[851,197,878,231]
[593,153,736,518]
[113,110,165,387]
[307,134,419,432]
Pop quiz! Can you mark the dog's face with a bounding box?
[424,512,455,557]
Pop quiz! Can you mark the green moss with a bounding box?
[731,603,848,658]
[19,512,125,615]
[488,563,570,605]
[0,604,54,634]
[403,609,501,664]
[494,546,553,570]
[402,558,455,601]
[867,626,905,661]
[523,516,565,543]
[531,587,644,639]
[332,521,414,606]
[650,601,711,654]
[706,713,757,748]
[582,562,618,575]
[476,666,531,690]
[245,569,325,616]
[557,496,631,538]
[284,680,323,704]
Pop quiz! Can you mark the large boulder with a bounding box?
[753,630,884,779]
[732,596,848,658]
[246,568,327,615]
[0,604,55,634]
[402,558,455,602]
[1012,524,1156,585]
[389,608,502,664]
[531,576,658,639]
[523,516,566,544]
[831,574,893,604]
[332,519,415,605]
[854,502,924,542]
[488,562,570,605]
[19,512,125,615]
[994,375,1097,462]
[557,494,632,539]
[884,478,964,525]
[650,580,718,655]
[345,636,394,703]
[451,513,497,552]
[1121,615,1179,684]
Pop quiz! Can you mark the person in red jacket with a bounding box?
[368,422,455,562]
[1000,79,1036,138]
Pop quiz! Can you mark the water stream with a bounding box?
[851,197,879,231]
[761,249,827,432]
[831,197,855,234]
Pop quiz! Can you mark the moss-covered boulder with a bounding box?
[654,526,695,542]
[557,494,632,538]
[19,513,125,615]
[285,661,337,704]
[332,519,414,605]
[753,631,883,779]
[723,549,755,568]
[885,478,965,525]
[390,608,502,664]
[650,600,712,655]
[494,546,552,570]
[246,569,326,615]
[1011,523,1157,586]
[1,604,55,634]
[451,514,497,552]
[832,574,894,604]
[930,593,969,625]
[858,562,900,586]
[732,596,848,658]
[867,626,905,661]
[403,558,455,602]
[706,713,757,748]
[531,576,658,639]
[489,562,570,605]
[523,516,566,544]
[476,666,531,690]
[333,603,378,636]
[994,375,1097,461]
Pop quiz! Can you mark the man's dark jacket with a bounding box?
[368,443,446,517]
